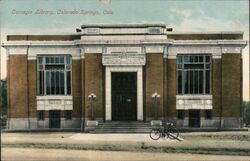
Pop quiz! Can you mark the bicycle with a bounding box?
[149,122,179,140]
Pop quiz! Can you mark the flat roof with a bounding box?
[81,24,167,28]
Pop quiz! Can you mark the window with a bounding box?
[177,55,211,95]
[37,56,72,96]
[177,110,185,120]
[37,111,44,120]
[64,110,72,120]
[205,110,212,120]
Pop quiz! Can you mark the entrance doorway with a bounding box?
[189,110,200,128]
[111,72,137,121]
[49,110,61,128]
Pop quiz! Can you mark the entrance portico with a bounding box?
[105,66,144,121]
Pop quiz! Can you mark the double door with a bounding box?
[111,72,137,121]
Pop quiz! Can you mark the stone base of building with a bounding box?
[8,117,82,129]
[150,120,162,126]
[6,117,242,130]
[176,117,242,128]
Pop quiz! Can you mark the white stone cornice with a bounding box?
[84,47,102,53]
[27,46,81,60]
[172,40,247,46]
[168,46,222,59]
[80,48,85,59]
[221,46,242,54]
[217,40,247,45]
[163,45,170,59]
[8,46,28,55]
[166,40,247,59]
[2,41,75,46]
[145,46,164,53]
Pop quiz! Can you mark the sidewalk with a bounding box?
[70,133,174,142]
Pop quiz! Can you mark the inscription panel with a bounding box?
[103,53,146,66]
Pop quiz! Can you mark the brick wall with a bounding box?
[72,60,82,117]
[167,59,176,117]
[81,59,85,118]
[222,54,241,117]
[8,55,28,118]
[145,53,164,119]
[212,59,222,117]
[85,54,103,119]
[28,60,37,118]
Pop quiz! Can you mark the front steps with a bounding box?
[90,121,153,133]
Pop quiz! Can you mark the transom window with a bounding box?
[177,55,211,95]
[37,55,72,96]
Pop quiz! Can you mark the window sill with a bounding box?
[176,94,212,110]
[176,95,212,100]
[37,95,73,100]
[36,95,73,110]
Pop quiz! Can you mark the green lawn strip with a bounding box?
[2,142,250,156]
[182,134,250,141]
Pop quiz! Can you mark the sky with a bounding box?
[0,0,249,100]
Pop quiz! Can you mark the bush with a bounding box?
[242,101,250,126]
[0,79,7,129]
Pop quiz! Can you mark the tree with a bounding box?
[0,79,7,129]
[242,101,250,126]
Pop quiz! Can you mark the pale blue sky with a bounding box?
[0,0,249,100]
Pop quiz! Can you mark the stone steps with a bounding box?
[91,121,153,133]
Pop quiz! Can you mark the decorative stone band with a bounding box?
[102,53,146,66]
[166,40,247,59]
[176,95,212,110]
[37,95,73,110]
[105,47,142,54]
[2,39,247,60]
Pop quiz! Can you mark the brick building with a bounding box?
[1,24,248,130]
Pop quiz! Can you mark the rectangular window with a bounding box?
[37,111,44,120]
[176,55,211,95]
[64,110,72,120]
[205,110,212,120]
[177,110,185,120]
[37,56,72,96]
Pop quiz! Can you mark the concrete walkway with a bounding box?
[70,133,175,142]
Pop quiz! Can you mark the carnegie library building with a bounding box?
[2,24,248,131]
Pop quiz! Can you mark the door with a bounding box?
[49,110,61,128]
[189,110,200,128]
[112,72,137,121]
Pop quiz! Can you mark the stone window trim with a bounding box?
[176,54,212,95]
[36,96,73,111]
[105,66,143,121]
[176,95,213,110]
[37,55,72,96]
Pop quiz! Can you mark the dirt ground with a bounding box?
[2,148,250,161]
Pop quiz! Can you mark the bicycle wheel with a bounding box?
[168,126,179,140]
[149,129,161,140]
